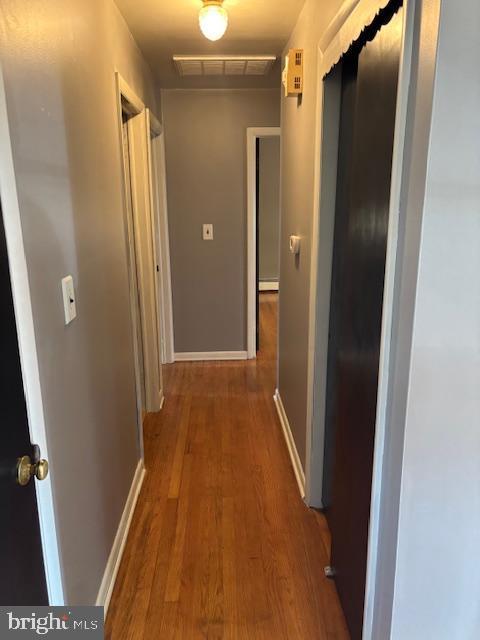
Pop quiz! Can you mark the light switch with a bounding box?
[61,276,77,325]
[289,235,301,255]
[203,224,214,240]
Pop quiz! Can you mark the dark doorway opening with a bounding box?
[0,199,48,605]
[322,4,403,637]
[255,136,281,352]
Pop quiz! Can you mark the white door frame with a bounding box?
[0,65,64,604]
[116,73,147,458]
[145,109,166,401]
[303,0,416,637]
[246,127,281,359]
[149,125,175,365]
[115,73,163,458]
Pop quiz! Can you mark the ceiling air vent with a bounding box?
[174,55,276,77]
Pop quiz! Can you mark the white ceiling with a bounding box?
[115,0,306,88]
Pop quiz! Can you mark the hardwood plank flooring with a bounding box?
[106,293,349,639]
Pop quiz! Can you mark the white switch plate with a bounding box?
[203,223,214,240]
[289,235,301,255]
[61,276,77,325]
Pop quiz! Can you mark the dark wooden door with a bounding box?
[0,200,48,605]
[323,7,402,638]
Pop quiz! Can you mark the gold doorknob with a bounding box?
[16,455,49,486]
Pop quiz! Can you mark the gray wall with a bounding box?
[0,0,158,604]
[259,137,280,283]
[278,0,345,465]
[162,89,280,354]
[390,0,480,636]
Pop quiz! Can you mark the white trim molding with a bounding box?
[151,127,175,365]
[246,127,281,359]
[363,4,416,638]
[145,108,165,408]
[259,280,279,292]
[319,0,394,77]
[149,110,162,137]
[273,390,305,499]
[96,460,145,614]
[115,73,165,464]
[116,72,144,115]
[175,351,248,362]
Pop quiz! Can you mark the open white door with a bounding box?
[148,118,174,365]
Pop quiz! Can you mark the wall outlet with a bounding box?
[203,224,214,240]
[61,275,77,325]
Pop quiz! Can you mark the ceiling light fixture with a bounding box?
[199,1,229,42]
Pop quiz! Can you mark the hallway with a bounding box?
[106,293,349,638]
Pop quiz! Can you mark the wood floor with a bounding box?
[106,293,349,639]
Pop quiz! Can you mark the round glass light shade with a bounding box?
[199,4,228,41]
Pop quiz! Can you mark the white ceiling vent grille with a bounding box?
[174,55,276,77]
[225,60,247,75]
[245,60,270,75]
[202,60,224,75]
[179,61,202,76]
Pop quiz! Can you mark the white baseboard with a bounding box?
[259,281,279,292]
[96,459,145,614]
[174,351,248,362]
[273,389,306,499]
